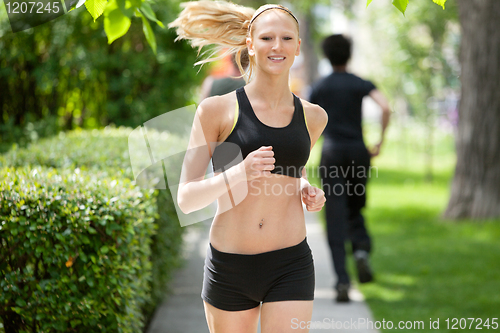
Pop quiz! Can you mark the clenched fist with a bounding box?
[301,185,326,212]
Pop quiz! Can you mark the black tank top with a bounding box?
[211,86,311,178]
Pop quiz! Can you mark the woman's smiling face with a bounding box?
[246,9,301,76]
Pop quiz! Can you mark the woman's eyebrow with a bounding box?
[257,30,295,36]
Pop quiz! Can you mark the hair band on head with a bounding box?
[248,6,299,31]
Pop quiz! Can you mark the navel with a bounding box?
[259,218,264,229]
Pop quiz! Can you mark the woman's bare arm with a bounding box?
[300,102,328,211]
[177,96,243,214]
[300,103,327,189]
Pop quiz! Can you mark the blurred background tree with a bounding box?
[444,0,500,219]
[362,0,459,182]
[0,0,206,153]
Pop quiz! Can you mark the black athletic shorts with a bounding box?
[201,237,315,311]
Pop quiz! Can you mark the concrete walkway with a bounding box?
[147,211,379,332]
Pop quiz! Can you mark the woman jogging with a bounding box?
[170,1,328,332]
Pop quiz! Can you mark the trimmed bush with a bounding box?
[1,127,134,172]
[0,166,156,332]
[1,127,184,331]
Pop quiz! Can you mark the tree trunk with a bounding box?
[298,9,319,87]
[444,0,500,219]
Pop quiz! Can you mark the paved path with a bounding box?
[147,211,379,332]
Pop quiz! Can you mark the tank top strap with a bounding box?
[235,87,250,116]
[293,93,309,134]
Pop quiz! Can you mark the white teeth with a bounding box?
[269,57,285,60]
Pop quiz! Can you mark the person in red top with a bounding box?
[199,51,249,101]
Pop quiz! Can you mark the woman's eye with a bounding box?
[261,36,292,41]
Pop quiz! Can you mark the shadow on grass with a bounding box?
[359,203,500,331]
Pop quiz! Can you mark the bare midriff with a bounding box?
[210,172,306,254]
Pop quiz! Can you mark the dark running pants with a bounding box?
[319,140,372,287]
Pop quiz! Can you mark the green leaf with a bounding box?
[85,0,107,22]
[392,0,408,15]
[116,0,134,17]
[15,298,27,307]
[113,296,121,306]
[100,245,109,254]
[432,0,446,9]
[82,235,90,244]
[139,2,164,28]
[366,0,373,8]
[104,0,132,44]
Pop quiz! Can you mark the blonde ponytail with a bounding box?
[168,1,255,82]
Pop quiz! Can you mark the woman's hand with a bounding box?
[301,184,326,212]
[241,146,275,181]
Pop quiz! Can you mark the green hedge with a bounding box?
[0,166,156,332]
[1,127,184,331]
[2,127,134,171]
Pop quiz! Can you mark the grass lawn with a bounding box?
[307,123,500,332]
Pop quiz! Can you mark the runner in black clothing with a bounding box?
[308,34,391,302]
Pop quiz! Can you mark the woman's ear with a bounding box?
[246,37,255,56]
[296,38,301,56]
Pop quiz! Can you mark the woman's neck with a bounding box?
[246,70,293,111]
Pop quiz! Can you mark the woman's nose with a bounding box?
[272,39,282,51]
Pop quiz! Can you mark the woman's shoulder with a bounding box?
[300,98,328,130]
[297,98,327,147]
[198,90,237,117]
[197,90,238,136]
